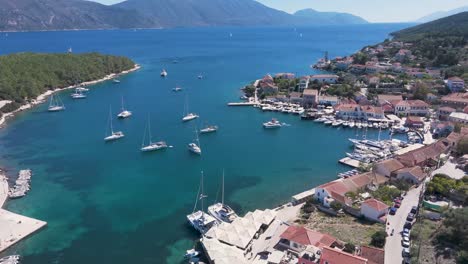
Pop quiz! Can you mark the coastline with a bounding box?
[0,64,141,129]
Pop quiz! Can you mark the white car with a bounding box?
[403,228,410,237]
[403,236,410,243]
[402,240,410,248]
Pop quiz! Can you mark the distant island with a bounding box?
[416,6,468,23]
[0,52,137,116]
[0,0,367,31]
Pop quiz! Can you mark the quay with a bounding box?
[227,101,257,106]
[0,171,47,253]
[339,157,362,168]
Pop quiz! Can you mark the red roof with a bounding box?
[360,246,384,264]
[361,198,389,211]
[280,226,337,248]
[448,77,464,82]
[319,247,368,264]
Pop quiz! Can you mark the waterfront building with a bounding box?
[448,112,468,124]
[318,95,340,106]
[374,159,405,178]
[395,166,427,185]
[405,116,424,128]
[335,104,384,120]
[289,92,303,104]
[302,89,318,106]
[278,226,340,255]
[394,100,429,116]
[396,141,450,167]
[310,74,339,84]
[447,77,465,92]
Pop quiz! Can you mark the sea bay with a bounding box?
[0,24,409,263]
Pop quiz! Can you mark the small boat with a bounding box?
[104,107,125,142]
[314,117,327,123]
[70,89,86,99]
[342,121,349,127]
[75,86,89,92]
[0,255,21,264]
[188,129,202,155]
[117,96,132,119]
[349,121,355,128]
[356,122,362,129]
[208,171,238,223]
[182,96,199,122]
[141,117,168,152]
[160,69,168,77]
[324,119,333,125]
[113,79,121,84]
[173,86,183,92]
[184,249,199,259]
[48,94,65,112]
[197,74,204,79]
[200,125,218,134]
[263,118,282,128]
[187,172,218,234]
[332,120,343,127]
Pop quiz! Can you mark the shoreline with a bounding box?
[0,64,141,129]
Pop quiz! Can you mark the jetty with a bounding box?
[339,157,362,168]
[227,97,258,106]
[8,170,32,199]
[0,255,20,264]
[0,170,47,253]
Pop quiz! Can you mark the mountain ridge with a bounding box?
[416,6,468,23]
[293,8,368,25]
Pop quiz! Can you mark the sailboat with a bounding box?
[187,171,218,234]
[208,170,238,223]
[104,107,125,142]
[182,96,199,122]
[117,96,132,119]
[48,94,65,112]
[70,88,86,99]
[140,116,168,152]
[200,124,218,134]
[188,128,202,155]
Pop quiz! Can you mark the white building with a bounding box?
[310,74,339,84]
[447,77,465,92]
[394,100,429,116]
[360,198,388,223]
[449,112,468,124]
[299,76,310,92]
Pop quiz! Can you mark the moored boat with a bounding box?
[104,107,124,142]
[263,118,282,128]
[140,116,168,152]
[48,94,65,112]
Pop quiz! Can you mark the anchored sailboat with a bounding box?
[104,106,124,142]
[48,94,65,112]
[187,171,218,234]
[208,170,238,223]
[182,95,199,122]
[140,116,168,152]
[117,96,132,119]
[188,128,201,155]
[70,88,86,99]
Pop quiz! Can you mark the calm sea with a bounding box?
[0,24,409,263]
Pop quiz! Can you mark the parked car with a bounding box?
[410,206,418,214]
[407,213,415,222]
[403,228,410,237]
[404,221,412,230]
[402,257,411,264]
[402,240,410,248]
[389,207,397,215]
[394,202,401,208]
[402,248,410,257]
[403,236,410,243]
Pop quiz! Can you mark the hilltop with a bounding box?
[416,6,468,23]
[293,8,368,25]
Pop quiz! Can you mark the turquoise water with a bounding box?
[0,25,409,263]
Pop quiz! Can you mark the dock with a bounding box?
[339,157,364,168]
[0,171,47,253]
[227,101,257,106]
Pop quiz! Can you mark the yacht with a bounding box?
[332,120,343,127]
[200,125,218,134]
[75,86,89,92]
[187,172,218,234]
[324,119,333,125]
[104,107,125,142]
[112,79,121,84]
[48,94,65,112]
[0,255,20,264]
[117,96,132,119]
[188,129,202,155]
[356,122,362,129]
[70,89,86,99]
[349,121,355,128]
[342,121,349,127]
[141,117,168,152]
[182,96,199,122]
[184,249,200,259]
[160,69,168,77]
[173,86,183,92]
[197,74,204,79]
[314,117,327,123]
[208,171,238,223]
[263,118,282,128]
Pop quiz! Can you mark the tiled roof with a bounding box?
[448,77,464,82]
[360,246,384,264]
[397,141,449,166]
[376,159,404,172]
[361,198,389,211]
[303,89,318,96]
[396,166,427,181]
[441,93,468,104]
[439,106,456,112]
[319,247,368,264]
[280,226,337,248]
[311,74,339,79]
[396,100,429,108]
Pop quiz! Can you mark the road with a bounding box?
[384,185,422,264]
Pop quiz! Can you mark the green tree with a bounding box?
[370,230,387,248]
[343,243,356,253]
[330,201,343,212]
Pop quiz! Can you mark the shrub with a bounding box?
[343,243,356,253]
[370,230,387,248]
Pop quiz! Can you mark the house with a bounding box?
[275,72,296,80]
[289,92,303,104]
[299,76,311,91]
[394,49,412,62]
[319,95,340,106]
[448,112,468,124]
[395,166,427,184]
[447,77,465,92]
[278,226,340,253]
[396,140,450,167]
[441,93,468,109]
[335,104,362,120]
[394,100,429,116]
[374,159,405,178]
[310,74,339,84]
[303,89,318,106]
[377,94,403,106]
[258,74,279,95]
[350,64,366,74]
[358,246,385,264]
[431,121,454,138]
[438,106,456,121]
[335,57,353,70]
[426,93,438,102]
[405,116,424,128]
[360,198,389,223]
[319,247,368,264]
[361,106,385,120]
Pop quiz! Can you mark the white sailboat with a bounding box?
[187,171,218,234]
[208,170,238,223]
[70,88,86,99]
[117,96,132,119]
[200,124,218,134]
[141,117,168,152]
[104,107,124,142]
[75,86,89,92]
[48,94,65,112]
[188,129,202,155]
[182,96,199,122]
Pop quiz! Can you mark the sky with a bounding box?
[95,0,468,23]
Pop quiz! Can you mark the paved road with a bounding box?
[384,185,422,264]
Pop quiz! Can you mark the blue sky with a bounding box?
[95,0,468,23]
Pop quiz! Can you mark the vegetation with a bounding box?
[242,84,256,97]
[456,135,468,155]
[435,208,468,263]
[343,242,356,253]
[425,174,468,205]
[372,185,401,205]
[370,230,387,248]
[330,201,343,212]
[0,52,135,113]
[326,84,359,98]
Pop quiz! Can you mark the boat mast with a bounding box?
[148,115,153,145]
[109,106,114,134]
[121,96,125,111]
[201,171,205,223]
[221,170,225,206]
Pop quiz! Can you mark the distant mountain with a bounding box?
[293,8,368,25]
[392,12,468,41]
[0,0,153,31]
[115,0,295,27]
[0,0,370,31]
[416,6,468,23]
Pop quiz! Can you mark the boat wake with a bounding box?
[281,123,291,126]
